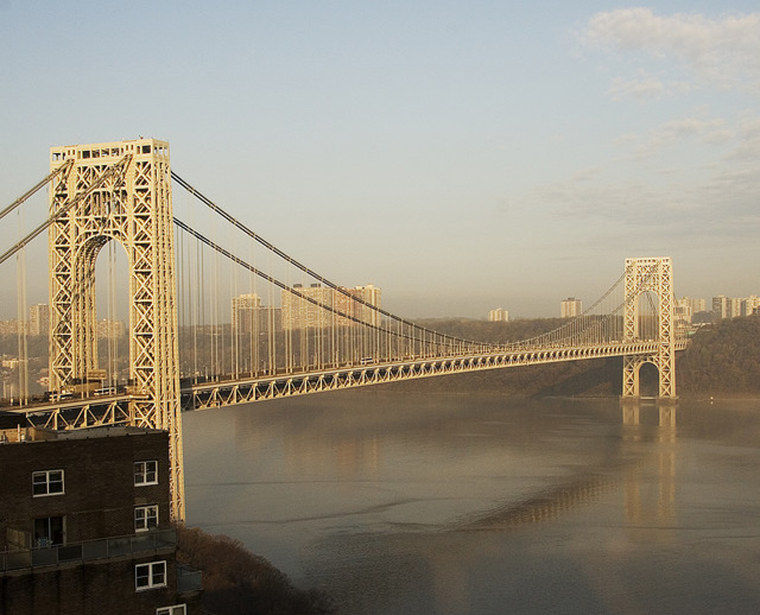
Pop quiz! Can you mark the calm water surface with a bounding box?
[183,390,760,614]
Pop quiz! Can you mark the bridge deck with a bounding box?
[6,339,687,424]
[185,339,686,410]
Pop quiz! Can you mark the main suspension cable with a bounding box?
[0,158,73,223]
[0,155,132,267]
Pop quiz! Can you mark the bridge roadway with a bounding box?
[7,338,687,428]
[187,338,687,409]
[5,393,142,430]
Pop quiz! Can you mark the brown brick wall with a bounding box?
[0,431,171,547]
[0,430,200,614]
[0,554,199,615]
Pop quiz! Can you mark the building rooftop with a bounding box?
[0,420,164,445]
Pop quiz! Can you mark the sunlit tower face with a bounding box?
[48,139,185,521]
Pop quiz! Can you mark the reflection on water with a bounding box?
[184,391,760,614]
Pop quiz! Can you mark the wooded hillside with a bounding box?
[405,315,760,397]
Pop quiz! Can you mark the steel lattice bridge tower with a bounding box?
[622,257,676,399]
[1,138,688,523]
[48,139,184,521]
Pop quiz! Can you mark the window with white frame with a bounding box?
[156,605,186,615]
[135,504,159,532]
[32,469,64,497]
[135,560,167,590]
[134,460,158,486]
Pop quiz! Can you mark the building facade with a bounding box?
[560,298,582,319]
[281,284,382,331]
[231,293,282,336]
[0,422,201,615]
[231,293,262,335]
[712,295,741,320]
[351,285,382,327]
[28,305,50,337]
[744,295,760,316]
[488,308,509,322]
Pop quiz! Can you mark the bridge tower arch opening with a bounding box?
[93,238,129,389]
[637,361,660,398]
[48,139,184,521]
[622,257,676,400]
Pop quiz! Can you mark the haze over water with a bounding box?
[184,390,760,614]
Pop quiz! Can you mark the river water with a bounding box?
[183,389,760,614]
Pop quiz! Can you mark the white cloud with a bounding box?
[583,8,760,93]
[530,167,760,237]
[517,115,760,238]
[608,74,665,100]
[729,115,760,160]
[645,116,728,151]
[612,113,734,158]
[607,70,691,101]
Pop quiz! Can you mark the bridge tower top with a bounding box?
[50,137,169,167]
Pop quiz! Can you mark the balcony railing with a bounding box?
[0,528,176,572]
[177,564,203,593]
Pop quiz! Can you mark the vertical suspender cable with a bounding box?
[16,247,28,405]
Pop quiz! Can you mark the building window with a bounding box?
[134,460,158,486]
[135,504,159,532]
[32,469,64,497]
[34,516,64,547]
[156,605,186,615]
[135,560,167,590]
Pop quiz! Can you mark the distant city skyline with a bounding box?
[5,289,760,331]
[1,2,758,318]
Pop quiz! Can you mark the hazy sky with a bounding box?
[1,1,759,318]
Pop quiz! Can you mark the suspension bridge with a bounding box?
[0,138,688,521]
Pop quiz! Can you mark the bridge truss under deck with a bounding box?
[185,340,688,410]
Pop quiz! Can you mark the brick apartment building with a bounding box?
[0,417,201,614]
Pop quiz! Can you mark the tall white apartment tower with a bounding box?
[560,298,582,318]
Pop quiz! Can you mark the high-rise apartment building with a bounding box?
[560,298,582,319]
[231,293,262,335]
[676,297,713,324]
[282,284,334,330]
[712,295,728,319]
[744,295,760,316]
[687,297,707,314]
[712,295,744,320]
[28,304,49,336]
[675,298,693,324]
[281,284,382,331]
[231,293,281,336]
[729,297,743,319]
[488,308,509,322]
[351,284,382,327]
